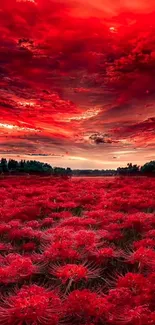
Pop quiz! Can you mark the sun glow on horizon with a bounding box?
[69,156,88,161]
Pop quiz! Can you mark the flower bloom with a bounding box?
[51,263,100,283]
[0,285,61,325]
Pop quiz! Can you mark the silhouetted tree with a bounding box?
[117,163,139,175]
[141,161,155,174]
[0,158,53,175]
[66,167,72,176]
[19,160,25,172]
[8,159,19,171]
[1,158,8,173]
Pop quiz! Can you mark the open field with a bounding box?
[0,175,155,324]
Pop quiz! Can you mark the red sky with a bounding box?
[0,0,155,169]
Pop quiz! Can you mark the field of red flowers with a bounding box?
[0,175,155,325]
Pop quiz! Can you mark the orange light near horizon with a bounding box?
[69,156,88,161]
[113,150,136,155]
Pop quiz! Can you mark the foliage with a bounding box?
[117,163,140,175]
[0,158,72,176]
[141,161,155,174]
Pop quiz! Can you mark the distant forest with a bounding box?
[0,158,155,176]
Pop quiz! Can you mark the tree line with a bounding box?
[72,162,155,176]
[0,158,72,176]
[0,158,155,176]
[117,162,155,176]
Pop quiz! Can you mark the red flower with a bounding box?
[116,272,148,295]
[107,287,132,305]
[0,223,10,235]
[40,217,54,228]
[74,230,98,249]
[65,289,112,322]
[51,263,100,284]
[133,238,155,249]
[0,285,61,325]
[93,247,120,262]
[25,220,40,228]
[119,305,149,325]
[129,247,155,268]
[6,254,38,280]
[44,240,80,262]
[21,242,36,252]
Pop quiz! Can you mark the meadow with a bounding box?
[0,175,155,324]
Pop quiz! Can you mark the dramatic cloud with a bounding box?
[0,0,155,168]
[88,133,113,144]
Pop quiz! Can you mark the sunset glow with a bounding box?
[0,124,14,130]
[0,123,40,132]
[0,0,155,168]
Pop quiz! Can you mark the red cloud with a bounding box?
[0,0,155,166]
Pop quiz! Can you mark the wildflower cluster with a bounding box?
[0,175,154,324]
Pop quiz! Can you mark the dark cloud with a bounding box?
[113,117,155,137]
[89,133,113,144]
